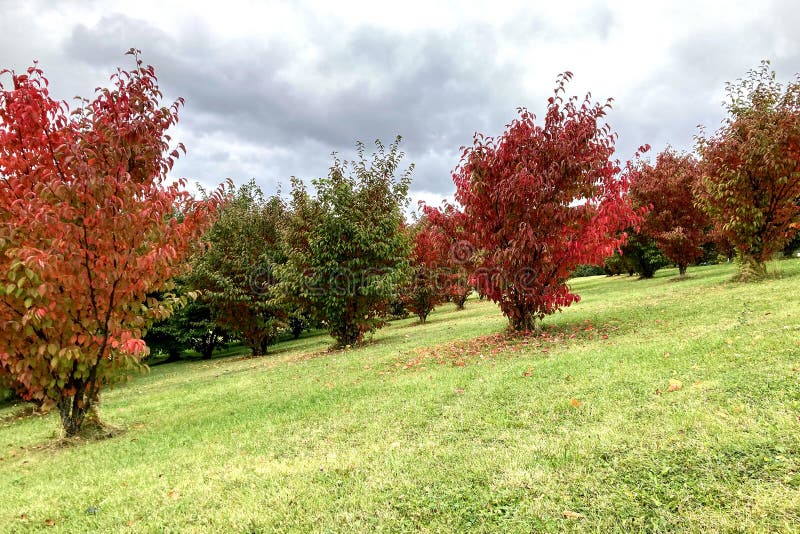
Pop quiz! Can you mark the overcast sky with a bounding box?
[2,0,798,210]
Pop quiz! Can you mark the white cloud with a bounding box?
[3,0,798,198]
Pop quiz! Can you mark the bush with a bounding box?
[573,264,607,278]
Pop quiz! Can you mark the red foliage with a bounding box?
[697,62,800,278]
[421,202,474,309]
[453,72,645,331]
[402,220,449,323]
[0,51,222,435]
[629,149,710,275]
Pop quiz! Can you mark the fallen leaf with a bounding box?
[455,388,465,395]
[667,379,683,392]
[523,368,534,377]
[18,514,28,520]
[563,510,584,519]
[44,519,55,527]
[167,489,180,499]
[569,398,582,408]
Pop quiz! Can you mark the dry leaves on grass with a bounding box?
[667,379,683,392]
[656,379,683,395]
[381,320,620,375]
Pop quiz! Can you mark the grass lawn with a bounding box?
[1,261,800,532]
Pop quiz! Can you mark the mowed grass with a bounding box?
[2,261,800,532]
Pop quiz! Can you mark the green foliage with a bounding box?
[0,378,18,405]
[572,264,607,278]
[606,231,668,278]
[389,298,410,319]
[190,181,287,355]
[623,232,669,278]
[145,298,230,361]
[286,311,311,340]
[697,61,800,279]
[279,138,413,347]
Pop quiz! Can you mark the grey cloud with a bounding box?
[11,1,799,200]
[62,12,543,195]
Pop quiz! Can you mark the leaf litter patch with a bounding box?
[379,320,620,375]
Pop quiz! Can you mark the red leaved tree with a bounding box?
[696,61,800,279]
[402,219,449,323]
[422,202,475,309]
[0,51,222,436]
[454,72,644,331]
[629,149,709,276]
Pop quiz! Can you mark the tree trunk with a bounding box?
[289,317,305,339]
[334,322,362,348]
[57,389,91,437]
[508,308,539,333]
[678,263,688,277]
[738,253,767,281]
[252,336,271,356]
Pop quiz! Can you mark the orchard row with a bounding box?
[1,51,798,436]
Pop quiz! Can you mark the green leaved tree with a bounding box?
[280,138,412,347]
[190,181,287,356]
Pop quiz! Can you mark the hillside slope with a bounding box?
[1,261,799,532]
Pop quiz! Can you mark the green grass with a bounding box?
[2,261,800,532]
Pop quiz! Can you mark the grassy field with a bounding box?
[1,261,800,532]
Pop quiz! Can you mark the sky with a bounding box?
[2,0,799,212]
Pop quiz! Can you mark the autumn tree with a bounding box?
[696,61,800,279]
[401,220,448,323]
[629,149,709,276]
[280,138,412,347]
[454,72,644,331]
[189,181,287,356]
[422,202,475,309]
[0,51,221,436]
